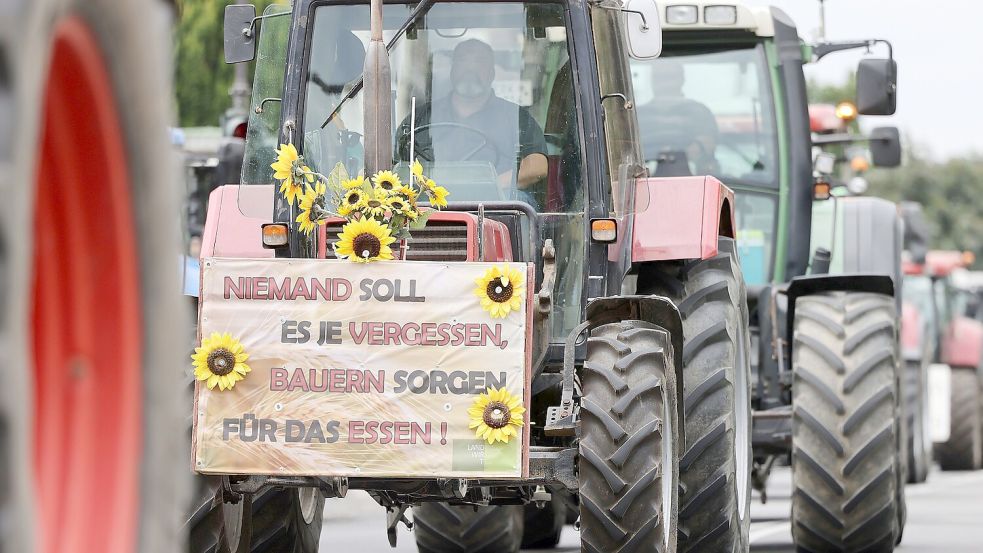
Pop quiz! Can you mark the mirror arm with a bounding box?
[601,93,633,111]
[813,38,893,61]
[242,10,292,39]
[254,97,282,114]
[811,132,892,147]
[592,4,650,30]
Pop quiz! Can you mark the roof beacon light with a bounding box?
[704,5,738,25]
[666,5,699,25]
[835,101,858,122]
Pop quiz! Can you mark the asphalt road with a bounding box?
[318,467,983,552]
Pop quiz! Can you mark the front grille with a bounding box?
[324,220,469,261]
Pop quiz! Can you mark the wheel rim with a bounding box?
[662,396,674,550]
[32,16,142,553]
[734,319,751,521]
[298,487,320,524]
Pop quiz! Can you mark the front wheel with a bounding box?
[412,503,523,553]
[791,292,902,552]
[188,486,324,553]
[936,367,983,471]
[579,321,680,553]
[904,359,931,483]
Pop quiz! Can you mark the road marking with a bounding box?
[749,521,790,543]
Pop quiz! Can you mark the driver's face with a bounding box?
[450,49,494,99]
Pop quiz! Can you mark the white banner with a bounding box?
[192,258,533,478]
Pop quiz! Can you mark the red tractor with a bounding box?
[921,250,983,470]
[186,1,754,552]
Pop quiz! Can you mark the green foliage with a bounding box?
[868,155,983,268]
[173,0,281,126]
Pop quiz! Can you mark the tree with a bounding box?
[868,154,983,268]
[173,1,280,127]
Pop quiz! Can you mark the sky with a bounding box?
[743,0,982,160]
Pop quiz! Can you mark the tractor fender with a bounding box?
[784,273,895,343]
[941,316,983,372]
[900,301,924,362]
[200,184,275,259]
[586,295,685,437]
[630,175,735,262]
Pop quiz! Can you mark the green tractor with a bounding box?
[632,1,906,550]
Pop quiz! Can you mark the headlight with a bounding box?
[704,5,738,25]
[666,5,698,25]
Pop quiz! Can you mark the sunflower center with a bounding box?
[486,278,513,303]
[346,192,360,205]
[353,232,382,259]
[482,401,511,429]
[207,348,237,376]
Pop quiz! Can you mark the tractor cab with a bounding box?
[227,0,664,341]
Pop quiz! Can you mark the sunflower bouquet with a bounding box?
[270,144,450,262]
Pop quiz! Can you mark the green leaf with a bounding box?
[409,210,433,230]
[326,162,349,194]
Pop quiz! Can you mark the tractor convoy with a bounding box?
[6,1,980,553]
[172,2,981,553]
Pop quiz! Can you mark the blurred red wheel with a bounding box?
[0,1,186,552]
[32,16,143,553]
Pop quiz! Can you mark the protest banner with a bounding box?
[192,258,532,478]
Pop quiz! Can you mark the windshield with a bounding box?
[302,2,583,214]
[630,44,778,185]
[302,1,586,338]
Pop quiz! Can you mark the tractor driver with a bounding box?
[396,39,548,202]
[637,59,719,176]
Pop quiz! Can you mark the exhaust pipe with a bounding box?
[362,0,393,176]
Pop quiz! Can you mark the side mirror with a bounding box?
[623,0,662,60]
[224,4,257,64]
[869,126,902,167]
[856,58,897,115]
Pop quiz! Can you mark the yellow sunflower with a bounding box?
[411,159,424,180]
[372,170,402,195]
[474,265,525,318]
[296,182,327,235]
[468,387,525,444]
[192,332,251,391]
[385,196,416,219]
[429,185,449,208]
[334,218,396,262]
[342,175,366,189]
[341,188,367,212]
[359,196,387,218]
[396,185,419,203]
[271,143,313,205]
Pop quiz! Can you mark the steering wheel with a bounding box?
[401,122,501,163]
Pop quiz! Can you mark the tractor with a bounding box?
[898,201,935,483]
[916,250,983,471]
[188,0,753,552]
[633,1,906,550]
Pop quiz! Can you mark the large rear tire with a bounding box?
[639,237,751,552]
[791,293,902,552]
[412,503,524,553]
[904,359,931,483]
[0,1,186,552]
[579,321,680,553]
[936,367,983,471]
